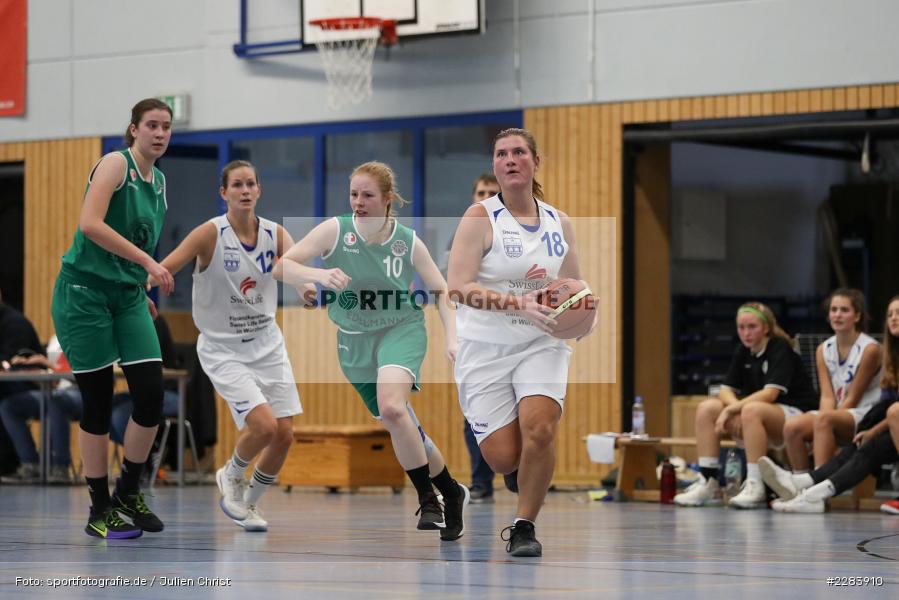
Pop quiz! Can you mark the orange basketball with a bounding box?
[539,278,597,339]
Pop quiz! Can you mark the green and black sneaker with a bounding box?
[85,507,143,539]
[112,488,164,532]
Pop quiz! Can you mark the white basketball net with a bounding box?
[314,25,380,110]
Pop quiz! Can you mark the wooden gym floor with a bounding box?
[0,485,896,599]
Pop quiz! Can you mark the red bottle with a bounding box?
[660,459,676,504]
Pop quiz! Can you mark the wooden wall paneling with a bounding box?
[846,86,859,110]
[10,137,100,341]
[809,88,823,112]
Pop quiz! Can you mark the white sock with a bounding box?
[226,449,249,479]
[746,463,761,482]
[803,480,836,501]
[513,518,534,526]
[793,472,814,489]
[245,468,276,506]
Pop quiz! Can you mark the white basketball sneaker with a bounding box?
[216,466,249,520]
[758,456,798,501]
[771,488,825,513]
[235,504,268,532]
[728,478,767,509]
[674,474,723,507]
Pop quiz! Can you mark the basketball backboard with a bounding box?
[302,0,484,45]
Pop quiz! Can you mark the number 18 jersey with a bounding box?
[456,194,568,345]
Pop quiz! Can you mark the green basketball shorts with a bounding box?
[336,318,427,417]
[51,275,161,373]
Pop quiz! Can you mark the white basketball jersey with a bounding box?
[822,332,881,410]
[456,194,568,345]
[192,214,279,343]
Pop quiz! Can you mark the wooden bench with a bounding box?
[615,435,882,509]
[279,424,406,493]
[616,436,736,502]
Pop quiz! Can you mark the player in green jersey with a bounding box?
[275,161,469,541]
[50,99,174,540]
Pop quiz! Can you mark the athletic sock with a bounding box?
[245,468,276,506]
[430,467,461,500]
[793,472,814,489]
[86,475,111,513]
[118,458,145,495]
[406,464,434,502]
[804,479,836,501]
[226,449,250,479]
[746,462,761,482]
[698,456,719,482]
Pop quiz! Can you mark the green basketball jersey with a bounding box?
[322,214,423,332]
[60,149,167,287]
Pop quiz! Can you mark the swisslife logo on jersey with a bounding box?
[526,264,547,280]
[231,277,264,305]
[239,277,256,295]
[508,263,547,291]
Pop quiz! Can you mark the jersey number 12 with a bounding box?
[256,250,275,273]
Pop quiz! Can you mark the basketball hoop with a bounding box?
[310,17,397,110]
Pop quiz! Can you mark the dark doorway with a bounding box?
[0,163,25,311]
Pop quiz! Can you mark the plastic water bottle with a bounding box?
[660,459,676,504]
[724,448,742,499]
[632,396,645,436]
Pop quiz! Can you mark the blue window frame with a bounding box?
[103,110,521,223]
[105,110,521,306]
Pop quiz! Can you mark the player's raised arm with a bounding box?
[273,218,350,291]
[149,221,217,288]
[413,237,457,363]
[276,225,317,303]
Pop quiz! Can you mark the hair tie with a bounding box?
[738,306,769,323]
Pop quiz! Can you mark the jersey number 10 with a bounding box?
[382,256,403,278]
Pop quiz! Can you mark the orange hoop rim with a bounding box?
[310,17,397,46]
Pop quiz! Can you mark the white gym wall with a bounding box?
[2,0,898,141]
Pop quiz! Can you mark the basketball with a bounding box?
[539,278,597,339]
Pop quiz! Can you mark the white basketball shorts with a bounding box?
[454,335,571,445]
[197,326,302,430]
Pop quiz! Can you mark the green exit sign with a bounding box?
[156,94,190,125]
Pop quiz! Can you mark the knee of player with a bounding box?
[813,411,837,431]
[887,402,899,422]
[739,401,766,423]
[695,399,722,424]
[273,424,294,450]
[522,420,556,448]
[377,404,407,426]
[248,418,277,443]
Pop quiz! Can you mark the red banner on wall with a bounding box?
[0,0,27,117]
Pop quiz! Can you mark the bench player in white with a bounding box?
[152,160,309,532]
